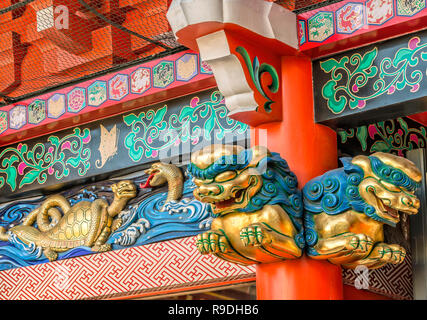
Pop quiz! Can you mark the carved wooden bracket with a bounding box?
[167,0,299,126]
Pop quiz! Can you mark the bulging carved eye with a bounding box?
[215,171,237,182]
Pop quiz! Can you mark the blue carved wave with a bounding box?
[0,179,212,271]
[0,199,41,227]
[109,179,212,249]
[0,238,92,271]
[0,193,95,271]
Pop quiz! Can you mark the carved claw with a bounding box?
[370,244,406,265]
[111,218,123,233]
[344,233,374,254]
[0,227,9,241]
[343,243,406,269]
[44,248,58,262]
[196,232,229,254]
[240,224,272,247]
[92,243,112,252]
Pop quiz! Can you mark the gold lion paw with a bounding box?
[240,224,272,247]
[196,232,229,254]
[376,244,406,264]
[344,233,374,254]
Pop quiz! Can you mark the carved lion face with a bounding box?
[111,180,137,199]
[353,152,422,225]
[189,145,269,216]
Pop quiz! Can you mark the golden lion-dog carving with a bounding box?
[187,144,305,265]
[303,152,422,269]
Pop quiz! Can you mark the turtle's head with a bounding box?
[111,180,137,200]
[10,225,41,245]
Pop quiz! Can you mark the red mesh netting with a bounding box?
[0,0,343,105]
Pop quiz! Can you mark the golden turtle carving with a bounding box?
[0,180,137,261]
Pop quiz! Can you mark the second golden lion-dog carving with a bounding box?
[303,152,421,269]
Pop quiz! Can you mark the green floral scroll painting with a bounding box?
[235,46,279,113]
[0,128,91,191]
[338,117,426,156]
[321,37,427,114]
[123,91,248,162]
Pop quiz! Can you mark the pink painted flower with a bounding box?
[152,150,158,158]
[82,134,91,144]
[397,129,403,136]
[192,137,199,145]
[17,143,23,152]
[387,85,395,94]
[410,134,419,145]
[48,147,54,154]
[357,100,366,108]
[408,37,420,50]
[18,162,27,175]
[61,141,71,151]
[190,97,200,108]
[410,84,420,93]
[174,138,181,146]
[147,136,152,144]
[352,84,359,92]
[398,150,404,157]
[368,125,378,139]
[48,166,54,175]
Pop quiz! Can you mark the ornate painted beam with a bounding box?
[167,0,299,126]
[0,50,215,147]
[313,29,427,128]
[0,89,248,202]
[298,0,427,59]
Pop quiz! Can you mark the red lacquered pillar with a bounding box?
[251,56,343,300]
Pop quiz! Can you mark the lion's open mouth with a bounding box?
[374,195,399,219]
[211,189,245,210]
[119,188,137,197]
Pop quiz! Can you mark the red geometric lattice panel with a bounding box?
[0,237,256,300]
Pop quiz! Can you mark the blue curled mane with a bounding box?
[188,148,305,249]
[303,157,385,222]
[369,156,420,192]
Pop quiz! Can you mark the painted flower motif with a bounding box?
[123,91,248,163]
[410,84,420,92]
[190,97,200,108]
[410,134,419,144]
[357,100,366,108]
[408,37,420,50]
[18,163,27,175]
[387,85,396,94]
[0,128,91,192]
[368,125,378,139]
[320,36,427,115]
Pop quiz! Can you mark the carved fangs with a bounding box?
[211,189,245,210]
[374,194,399,220]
